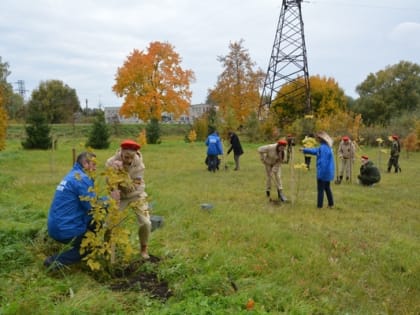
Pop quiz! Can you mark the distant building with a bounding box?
[103,107,142,124]
[104,103,215,124]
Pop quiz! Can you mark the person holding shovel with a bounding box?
[227,131,244,171]
[106,139,152,259]
[258,139,288,202]
[336,135,355,184]
[300,131,335,209]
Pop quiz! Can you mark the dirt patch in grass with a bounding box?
[109,255,172,301]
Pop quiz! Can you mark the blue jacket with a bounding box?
[205,132,223,155]
[303,143,335,181]
[47,162,96,241]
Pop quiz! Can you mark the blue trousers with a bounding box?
[317,179,334,208]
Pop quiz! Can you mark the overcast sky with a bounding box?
[1,0,420,108]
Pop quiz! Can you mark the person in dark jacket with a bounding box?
[387,135,401,173]
[44,152,120,270]
[300,131,335,209]
[205,130,223,172]
[227,131,244,170]
[358,155,381,186]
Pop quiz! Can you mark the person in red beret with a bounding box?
[358,155,381,186]
[106,139,152,259]
[257,139,288,201]
[387,135,401,173]
[336,135,355,184]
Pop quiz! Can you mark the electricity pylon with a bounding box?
[259,0,311,119]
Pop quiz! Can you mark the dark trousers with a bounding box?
[304,156,311,169]
[317,179,334,208]
[207,155,219,172]
[48,234,85,265]
[388,156,400,172]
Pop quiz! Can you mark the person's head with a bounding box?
[77,152,97,172]
[120,139,141,166]
[316,131,333,147]
[342,136,350,143]
[276,139,287,151]
[391,135,399,141]
[361,155,369,165]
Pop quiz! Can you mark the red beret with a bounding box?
[361,155,369,160]
[277,139,287,146]
[342,136,349,141]
[120,139,140,151]
[392,135,398,140]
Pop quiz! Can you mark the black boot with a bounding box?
[277,189,287,202]
[266,190,270,198]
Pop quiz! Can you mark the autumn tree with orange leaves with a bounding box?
[208,40,265,128]
[113,41,195,121]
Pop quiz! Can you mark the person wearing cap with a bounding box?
[44,152,121,270]
[336,135,356,184]
[387,135,401,173]
[205,129,224,172]
[358,155,381,186]
[258,139,288,202]
[227,131,244,171]
[106,139,152,259]
[302,133,317,170]
[300,131,335,209]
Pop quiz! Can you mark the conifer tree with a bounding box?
[21,111,52,149]
[86,112,110,149]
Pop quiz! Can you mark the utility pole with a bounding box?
[259,0,311,119]
[15,80,27,100]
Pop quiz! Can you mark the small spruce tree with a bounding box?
[22,111,52,149]
[145,117,161,144]
[86,112,110,149]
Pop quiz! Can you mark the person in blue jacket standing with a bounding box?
[205,129,223,172]
[44,151,120,270]
[300,131,335,209]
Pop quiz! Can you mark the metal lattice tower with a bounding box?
[259,0,311,118]
[15,80,27,100]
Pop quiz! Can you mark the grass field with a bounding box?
[0,128,419,314]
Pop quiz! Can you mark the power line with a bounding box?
[307,0,420,11]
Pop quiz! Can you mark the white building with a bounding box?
[104,103,215,124]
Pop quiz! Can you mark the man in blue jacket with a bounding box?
[205,129,223,172]
[44,152,119,270]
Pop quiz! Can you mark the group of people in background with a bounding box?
[44,128,402,271]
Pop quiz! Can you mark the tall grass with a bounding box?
[0,131,419,314]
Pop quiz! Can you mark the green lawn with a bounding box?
[0,133,419,314]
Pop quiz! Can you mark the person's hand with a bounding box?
[111,160,123,170]
[110,189,120,202]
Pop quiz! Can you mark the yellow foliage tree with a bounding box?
[188,129,197,143]
[208,40,265,126]
[272,75,347,128]
[113,41,195,121]
[137,129,147,147]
